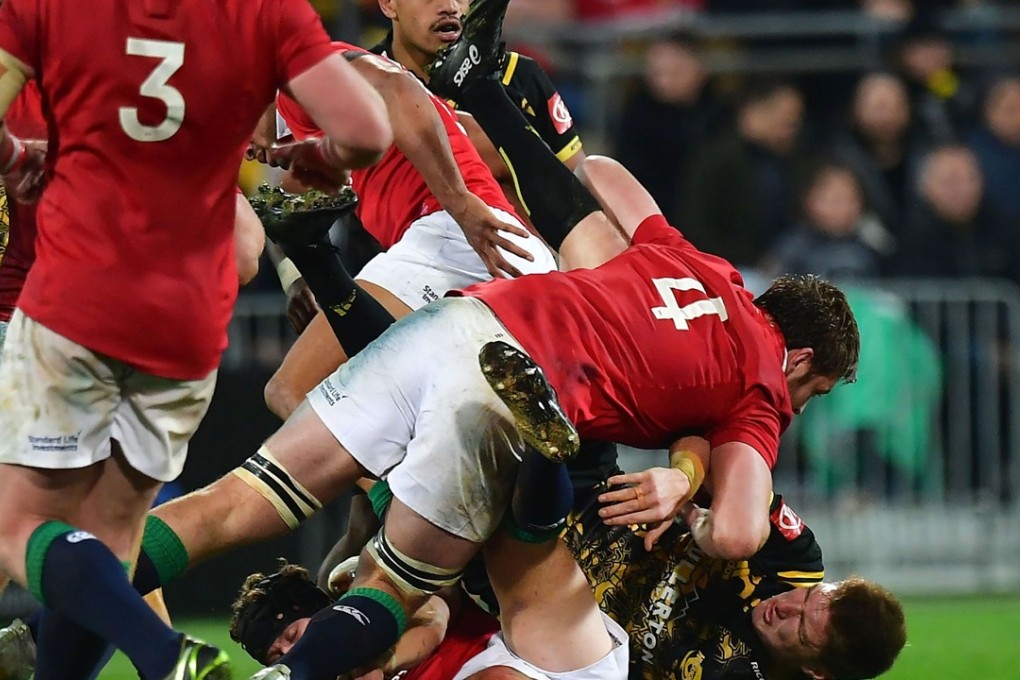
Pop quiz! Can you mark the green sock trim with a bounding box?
[344,586,407,637]
[501,513,563,544]
[366,480,393,521]
[141,514,189,586]
[120,560,132,574]
[25,520,77,606]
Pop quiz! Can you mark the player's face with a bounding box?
[266,617,312,664]
[787,373,837,415]
[751,583,833,672]
[382,0,468,61]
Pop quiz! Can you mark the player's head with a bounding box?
[754,275,859,413]
[379,0,469,66]
[752,578,906,679]
[229,562,331,664]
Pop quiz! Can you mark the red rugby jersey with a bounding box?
[0,81,45,322]
[462,215,792,466]
[0,0,333,378]
[276,42,517,250]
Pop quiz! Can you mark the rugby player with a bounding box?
[0,0,392,677]
[125,142,858,680]
[231,480,905,680]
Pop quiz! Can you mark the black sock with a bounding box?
[457,78,601,248]
[34,610,111,680]
[510,450,574,540]
[278,223,395,356]
[25,522,182,680]
[131,547,161,596]
[280,588,406,677]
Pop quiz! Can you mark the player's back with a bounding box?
[0,0,331,379]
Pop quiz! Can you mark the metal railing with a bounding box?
[214,278,1020,595]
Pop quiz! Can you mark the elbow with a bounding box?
[706,517,770,561]
[264,372,303,420]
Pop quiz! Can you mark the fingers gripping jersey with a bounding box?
[0,0,333,378]
[462,215,793,465]
[276,42,518,250]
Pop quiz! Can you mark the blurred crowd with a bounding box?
[608,12,1018,289]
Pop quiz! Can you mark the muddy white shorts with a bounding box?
[307,297,526,543]
[0,310,216,482]
[356,208,557,310]
[453,613,629,680]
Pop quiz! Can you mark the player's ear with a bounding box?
[800,664,830,680]
[378,0,398,20]
[784,347,814,378]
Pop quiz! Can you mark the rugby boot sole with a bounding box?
[426,0,510,99]
[479,340,579,463]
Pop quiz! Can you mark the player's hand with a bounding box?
[266,139,351,193]
[598,467,692,549]
[453,193,535,278]
[285,278,319,334]
[3,139,47,204]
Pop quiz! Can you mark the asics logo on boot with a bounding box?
[453,44,482,87]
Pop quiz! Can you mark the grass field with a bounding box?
[97,595,1020,679]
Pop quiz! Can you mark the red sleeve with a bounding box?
[271,0,335,85]
[275,90,321,140]
[631,214,687,247]
[0,0,39,74]
[707,386,781,468]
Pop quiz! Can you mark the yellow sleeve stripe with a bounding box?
[501,51,520,87]
[778,570,825,582]
[555,137,583,163]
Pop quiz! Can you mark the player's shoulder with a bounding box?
[501,51,554,88]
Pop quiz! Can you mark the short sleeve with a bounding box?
[275,90,321,140]
[0,0,39,74]
[270,0,335,85]
[706,387,782,468]
[631,214,687,247]
[505,55,582,163]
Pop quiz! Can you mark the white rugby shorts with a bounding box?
[453,613,629,680]
[307,297,526,543]
[0,310,216,482]
[356,208,557,310]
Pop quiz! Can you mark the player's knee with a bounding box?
[264,372,302,420]
[363,530,463,603]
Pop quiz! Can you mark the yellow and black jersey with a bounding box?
[563,493,824,680]
[370,34,582,164]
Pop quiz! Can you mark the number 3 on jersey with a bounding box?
[118,38,185,142]
[651,277,728,330]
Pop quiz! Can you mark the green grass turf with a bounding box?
[98,596,1020,678]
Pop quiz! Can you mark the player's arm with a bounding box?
[234,192,265,286]
[575,155,660,243]
[348,54,532,277]
[284,53,392,170]
[681,441,772,560]
[0,49,43,202]
[598,436,710,551]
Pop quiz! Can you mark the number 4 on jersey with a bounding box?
[118,38,185,142]
[651,277,728,330]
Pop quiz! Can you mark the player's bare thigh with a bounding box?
[265,280,412,419]
[482,532,613,673]
[153,401,367,564]
[558,211,628,271]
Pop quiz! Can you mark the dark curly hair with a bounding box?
[820,577,907,679]
[754,275,859,383]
